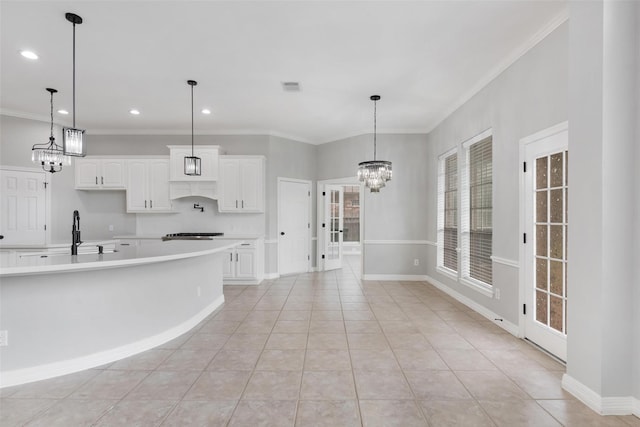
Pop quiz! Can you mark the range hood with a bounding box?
[169,181,218,200]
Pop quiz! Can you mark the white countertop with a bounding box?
[113,234,264,240]
[0,239,242,277]
[0,240,117,251]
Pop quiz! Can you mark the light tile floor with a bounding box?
[2,255,639,426]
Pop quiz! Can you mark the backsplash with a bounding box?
[135,197,265,236]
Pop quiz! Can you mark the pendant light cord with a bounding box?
[72,21,76,129]
[191,83,194,157]
[373,98,377,161]
[49,91,54,139]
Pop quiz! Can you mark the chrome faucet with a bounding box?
[71,210,82,255]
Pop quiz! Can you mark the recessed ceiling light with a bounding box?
[129,109,140,115]
[58,109,69,115]
[201,109,211,115]
[20,50,38,60]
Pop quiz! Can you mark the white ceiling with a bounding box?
[1,1,567,144]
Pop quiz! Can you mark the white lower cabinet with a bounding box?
[222,238,264,285]
[126,159,172,213]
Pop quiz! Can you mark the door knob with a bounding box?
[280,232,285,235]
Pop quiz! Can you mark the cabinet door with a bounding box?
[239,158,264,212]
[75,159,100,188]
[101,160,125,188]
[126,160,148,212]
[219,159,240,212]
[235,248,256,279]
[148,160,172,211]
[199,148,219,180]
[222,249,235,278]
[169,148,190,181]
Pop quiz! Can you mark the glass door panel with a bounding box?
[324,185,343,270]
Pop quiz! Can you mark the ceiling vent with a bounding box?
[281,81,301,92]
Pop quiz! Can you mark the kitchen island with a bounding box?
[0,239,240,387]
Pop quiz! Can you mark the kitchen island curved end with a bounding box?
[0,239,240,388]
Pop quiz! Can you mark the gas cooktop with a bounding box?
[162,232,224,241]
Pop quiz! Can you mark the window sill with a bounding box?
[460,277,494,298]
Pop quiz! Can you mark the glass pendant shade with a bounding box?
[32,137,72,173]
[62,127,86,156]
[184,156,201,176]
[32,88,70,173]
[357,160,393,193]
[357,95,392,193]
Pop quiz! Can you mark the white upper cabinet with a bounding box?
[75,158,125,189]
[168,145,219,181]
[126,159,172,213]
[218,156,265,213]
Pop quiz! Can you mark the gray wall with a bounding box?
[266,136,317,273]
[567,0,639,404]
[635,1,640,402]
[425,22,569,324]
[317,133,430,275]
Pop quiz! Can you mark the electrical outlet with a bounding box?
[494,288,501,300]
[413,259,419,266]
[0,330,8,346]
[108,225,114,231]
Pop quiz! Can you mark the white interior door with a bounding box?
[523,127,568,361]
[324,185,344,271]
[0,168,47,245]
[278,178,311,275]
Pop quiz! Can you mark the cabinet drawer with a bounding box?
[237,241,256,249]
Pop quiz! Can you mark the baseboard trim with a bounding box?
[0,295,225,388]
[562,374,640,416]
[424,274,519,336]
[263,272,280,280]
[363,240,433,245]
[362,274,428,281]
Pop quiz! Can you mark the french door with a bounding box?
[323,185,344,271]
[522,125,568,361]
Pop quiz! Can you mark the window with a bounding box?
[461,131,493,290]
[343,186,360,242]
[437,149,458,274]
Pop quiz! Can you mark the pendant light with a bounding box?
[62,12,86,157]
[184,79,201,176]
[357,95,392,193]
[31,88,71,173]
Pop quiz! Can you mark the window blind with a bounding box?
[462,135,492,286]
[437,149,458,273]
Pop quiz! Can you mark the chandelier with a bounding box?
[184,80,201,176]
[32,88,71,173]
[357,95,392,192]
